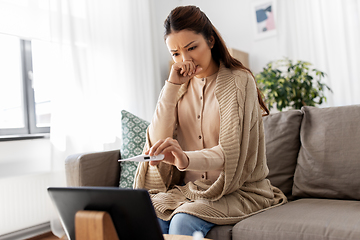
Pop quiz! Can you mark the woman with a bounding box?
[134,5,286,237]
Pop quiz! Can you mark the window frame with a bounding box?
[0,38,50,137]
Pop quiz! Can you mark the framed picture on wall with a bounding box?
[252,0,277,40]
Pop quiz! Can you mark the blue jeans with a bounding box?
[157,213,215,236]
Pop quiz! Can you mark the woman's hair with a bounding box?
[164,6,269,116]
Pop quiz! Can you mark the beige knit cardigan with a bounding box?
[133,63,287,225]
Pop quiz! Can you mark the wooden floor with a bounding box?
[25,232,59,240]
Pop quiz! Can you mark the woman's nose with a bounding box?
[182,53,191,62]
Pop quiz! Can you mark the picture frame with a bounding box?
[252,0,277,40]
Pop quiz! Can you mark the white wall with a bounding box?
[151,0,283,81]
[0,139,52,177]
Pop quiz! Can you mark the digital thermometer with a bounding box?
[118,154,165,162]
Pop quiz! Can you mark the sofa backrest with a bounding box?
[293,105,360,200]
[263,110,303,198]
[264,105,360,201]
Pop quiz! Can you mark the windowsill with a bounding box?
[0,133,50,142]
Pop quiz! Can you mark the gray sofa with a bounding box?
[65,105,360,240]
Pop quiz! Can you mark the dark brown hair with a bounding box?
[164,6,269,116]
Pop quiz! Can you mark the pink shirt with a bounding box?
[147,72,224,184]
[177,73,224,183]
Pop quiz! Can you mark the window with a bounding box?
[0,34,51,136]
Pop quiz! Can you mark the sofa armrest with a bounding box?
[65,150,121,187]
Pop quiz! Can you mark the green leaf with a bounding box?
[255,57,331,111]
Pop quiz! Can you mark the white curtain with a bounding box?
[49,0,160,170]
[47,0,161,237]
[277,0,360,107]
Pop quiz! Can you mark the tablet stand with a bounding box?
[75,210,119,240]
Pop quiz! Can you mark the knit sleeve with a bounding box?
[180,145,224,171]
[147,81,181,147]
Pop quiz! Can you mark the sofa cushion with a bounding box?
[293,105,360,200]
[263,110,303,197]
[119,110,150,188]
[205,225,232,240]
[232,198,360,240]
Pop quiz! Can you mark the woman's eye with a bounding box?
[188,46,197,51]
[172,53,179,57]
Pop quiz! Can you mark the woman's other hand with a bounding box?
[145,137,189,169]
[168,60,203,85]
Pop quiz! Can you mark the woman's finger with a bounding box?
[179,62,186,75]
[182,63,189,76]
[188,62,195,76]
[179,65,185,75]
[186,61,196,76]
[148,139,165,156]
[149,137,177,156]
[148,138,188,169]
[159,144,180,156]
[153,138,178,155]
[179,61,195,76]
[169,61,199,85]
[160,145,188,169]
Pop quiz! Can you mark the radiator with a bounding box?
[0,171,66,236]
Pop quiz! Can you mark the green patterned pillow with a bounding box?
[119,110,150,188]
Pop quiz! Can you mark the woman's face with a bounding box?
[166,30,218,78]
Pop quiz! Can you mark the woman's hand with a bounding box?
[168,60,203,85]
[145,137,189,169]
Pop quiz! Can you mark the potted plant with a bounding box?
[256,58,332,111]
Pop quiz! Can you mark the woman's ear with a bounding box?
[208,36,215,49]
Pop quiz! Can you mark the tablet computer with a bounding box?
[48,186,164,240]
